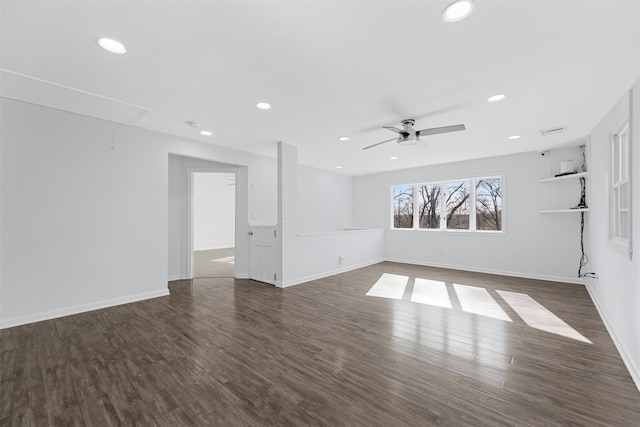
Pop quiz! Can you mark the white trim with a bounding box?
[276,254,585,288]
[0,289,170,330]
[168,274,190,281]
[276,258,385,288]
[585,283,640,392]
[606,115,633,260]
[385,257,586,285]
[387,228,507,237]
[0,69,149,111]
[297,228,384,237]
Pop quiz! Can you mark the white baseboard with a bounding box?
[385,258,585,285]
[279,258,385,288]
[168,274,190,281]
[585,283,640,392]
[0,289,170,330]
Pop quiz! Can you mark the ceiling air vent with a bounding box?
[539,126,566,136]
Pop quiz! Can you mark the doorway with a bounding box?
[192,172,236,278]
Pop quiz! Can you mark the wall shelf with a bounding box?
[539,171,588,183]
[537,140,589,213]
[539,208,590,214]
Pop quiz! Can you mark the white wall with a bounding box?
[275,144,376,287]
[193,173,236,251]
[1,99,169,326]
[297,165,354,232]
[1,98,278,327]
[353,151,584,283]
[286,229,385,287]
[276,142,298,285]
[586,80,640,389]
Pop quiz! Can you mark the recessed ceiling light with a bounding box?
[390,156,399,160]
[336,166,343,169]
[508,135,521,140]
[256,102,271,110]
[338,136,350,141]
[442,0,476,22]
[200,130,213,136]
[487,94,506,103]
[96,37,127,54]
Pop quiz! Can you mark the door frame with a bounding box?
[187,167,241,279]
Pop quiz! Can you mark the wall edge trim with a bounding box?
[279,258,385,288]
[0,289,170,329]
[384,258,586,285]
[585,283,640,392]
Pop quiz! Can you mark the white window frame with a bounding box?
[607,117,633,259]
[390,175,504,233]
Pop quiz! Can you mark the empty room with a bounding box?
[1,0,639,425]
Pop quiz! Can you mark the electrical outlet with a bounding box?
[339,255,344,265]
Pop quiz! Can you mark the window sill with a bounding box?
[388,228,506,237]
[606,239,633,260]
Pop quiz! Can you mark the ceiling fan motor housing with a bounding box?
[401,119,415,129]
[398,119,418,145]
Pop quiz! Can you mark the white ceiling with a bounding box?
[1,0,639,175]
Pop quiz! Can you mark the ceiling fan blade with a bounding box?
[382,126,405,134]
[416,124,466,137]
[362,138,397,150]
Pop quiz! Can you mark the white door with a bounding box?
[249,225,276,285]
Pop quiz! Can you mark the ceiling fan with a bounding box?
[362,119,466,150]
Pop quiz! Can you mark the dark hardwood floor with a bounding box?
[2,262,639,426]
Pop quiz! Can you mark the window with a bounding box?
[445,181,470,230]
[607,119,632,259]
[393,185,414,229]
[392,176,503,232]
[476,178,502,231]
[418,184,440,229]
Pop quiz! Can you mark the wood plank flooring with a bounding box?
[193,248,235,278]
[2,262,639,426]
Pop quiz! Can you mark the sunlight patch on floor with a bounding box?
[496,290,592,344]
[366,273,409,299]
[365,273,591,344]
[454,283,512,322]
[410,279,452,308]
[212,256,235,264]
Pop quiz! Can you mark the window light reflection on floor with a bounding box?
[365,274,592,344]
[212,256,235,264]
[365,273,409,299]
[454,283,512,322]
[496,290,592,344]
[410,279,452,308]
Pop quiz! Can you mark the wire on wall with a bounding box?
[578,213,597,278]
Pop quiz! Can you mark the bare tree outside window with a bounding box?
[392,176,503,232]
[476,178,502,231]
[393,185,414,228]
[446,181,470,229]
[418,184,441,229]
